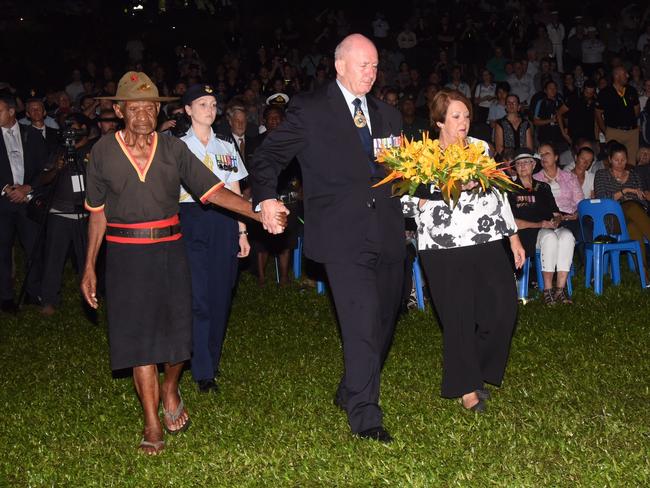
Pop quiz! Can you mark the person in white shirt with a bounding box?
[507,60,535,108]
[64,69,84,104]
[473,69,496,123]
[581,27,605,76]
[546,12,566,73]
[525,48,539,79]
[637,24,650,53]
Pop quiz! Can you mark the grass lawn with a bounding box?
[1,262,649,487]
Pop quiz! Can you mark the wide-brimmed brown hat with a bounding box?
[96,71,178,102]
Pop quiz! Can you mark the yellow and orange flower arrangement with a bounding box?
[374,131,518,206]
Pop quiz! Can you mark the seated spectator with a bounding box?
[96,108,119,136]
[562,138,605,173]
[473,68,496,124]
[400,95,428,141]
[494,94,533,156]
[533,81,565,150]
[444,66,471,99]
[534,142,584,239]
[509,148,576,305]
[487,81,510,128]
[570,146,596,198]
[594,141,650,281]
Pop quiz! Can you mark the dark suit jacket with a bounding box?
[0,124,48,213]
[251,81,405,264]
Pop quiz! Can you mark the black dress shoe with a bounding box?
[476,387,491,401]
[24,294,42,306]
[197,378,218,393]
[462,397,487,413]
[333,394,346,411]
[1,299,18,313]
[357,426,393,443]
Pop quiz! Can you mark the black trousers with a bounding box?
[420,240,517,398]
[325,214,404,434]
[0,206,41,301]
[41,214,87,307]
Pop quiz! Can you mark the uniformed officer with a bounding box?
[179,84,250,393]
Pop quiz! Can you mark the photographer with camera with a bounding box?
[38,113,95,316]
[157,101,191,138]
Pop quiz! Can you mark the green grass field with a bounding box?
[1,264,649,487]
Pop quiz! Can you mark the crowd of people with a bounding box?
[3,1,650,454]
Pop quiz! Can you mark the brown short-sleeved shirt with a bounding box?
[85,132,223,223]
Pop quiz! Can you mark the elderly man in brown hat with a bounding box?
[81,72,287,455]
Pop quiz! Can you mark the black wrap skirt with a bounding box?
[105,238,192,370]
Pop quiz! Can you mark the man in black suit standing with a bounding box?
[251,34,404,442]
[0,93,48,312]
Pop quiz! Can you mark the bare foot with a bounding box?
[139,425,164,455]
[41,304,56,316]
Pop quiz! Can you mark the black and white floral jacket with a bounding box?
[400,138,517,250]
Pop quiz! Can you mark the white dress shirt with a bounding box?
[336,79,373,134]
[2,121,25,185]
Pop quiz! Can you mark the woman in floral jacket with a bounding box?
[402,89,525,414]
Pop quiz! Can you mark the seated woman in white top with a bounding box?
[571,146,596,199]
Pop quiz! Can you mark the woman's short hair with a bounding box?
[607,140,628,157]
[538,141,558,155]
[429,88,472,125]
[576,146,595,158]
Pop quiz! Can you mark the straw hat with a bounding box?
[96,71,178,102]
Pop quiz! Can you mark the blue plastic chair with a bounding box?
[316,280,326,294]
[517,250,574,301]
[274,236,303,283]
[517,257,532,301]
[412,256,425,311]
[577,199,647,295]
[293,236,302,279]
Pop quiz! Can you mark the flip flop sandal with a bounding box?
[139,438,165,455]
[162,390,191,435]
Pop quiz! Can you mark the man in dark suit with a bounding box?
[0,93,48,312]
[23,96,60,157]
[217,103,260,165]
[251,34,404,442]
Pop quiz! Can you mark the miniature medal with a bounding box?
[354,109,367,128]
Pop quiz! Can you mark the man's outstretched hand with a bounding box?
[260,199,290,234]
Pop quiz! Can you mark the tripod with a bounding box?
[17,134,90,311]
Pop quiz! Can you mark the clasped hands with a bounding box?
[2,184,31,203]
[260,198,290,234]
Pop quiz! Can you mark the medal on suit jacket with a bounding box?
[354,108,367,128]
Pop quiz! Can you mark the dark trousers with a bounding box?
[41,214,87,306]
[0,206,41,301]
[180,203,239,382]
[420,240,517,398]
[325,214,404,433]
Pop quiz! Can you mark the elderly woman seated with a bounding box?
[508,148,576,304]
